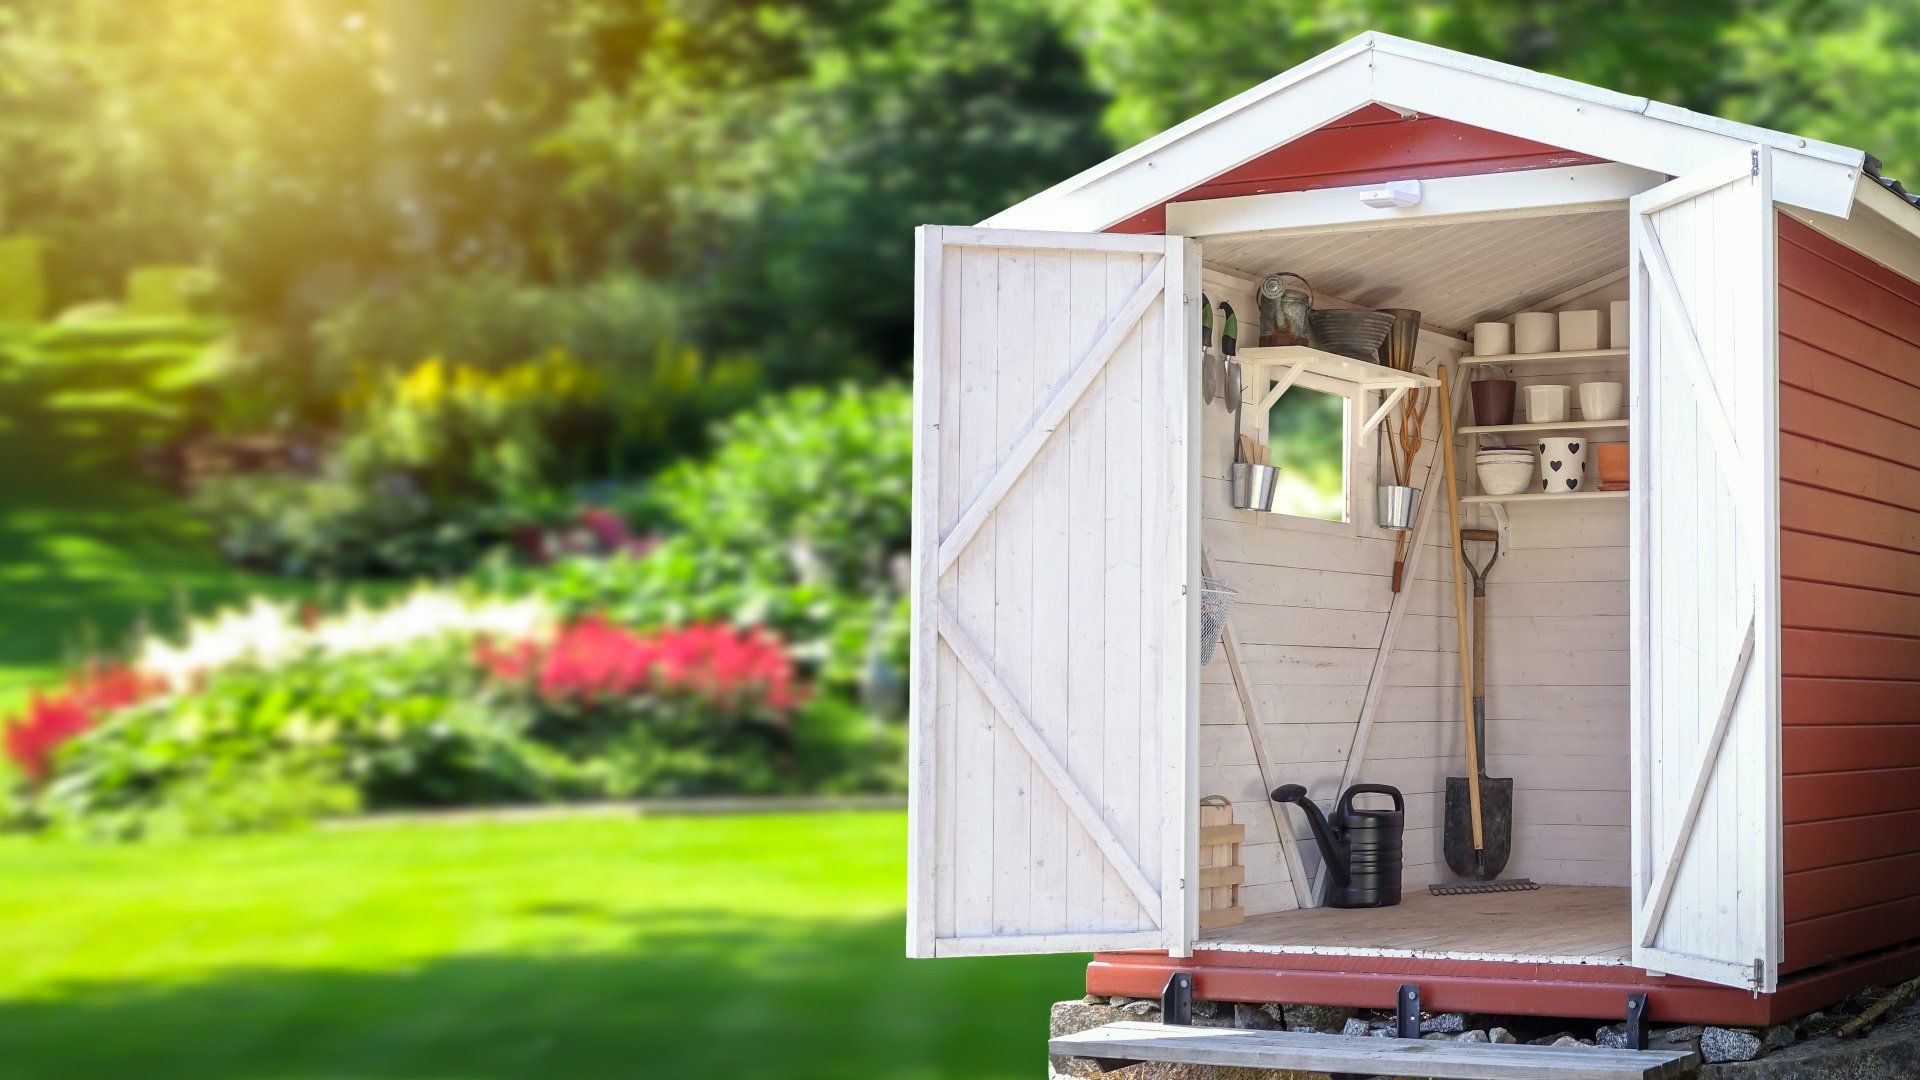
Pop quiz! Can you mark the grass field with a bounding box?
[0,810,1084,1078]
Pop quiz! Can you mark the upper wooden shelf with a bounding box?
[1458,347,1627,368]
[1240,345,1440,390]
[1239,347,1438,448]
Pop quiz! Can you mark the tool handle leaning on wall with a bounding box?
[1435,364,1485,851]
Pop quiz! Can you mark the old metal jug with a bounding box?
[1258,272,1314,347]
[1272,782,1405,908]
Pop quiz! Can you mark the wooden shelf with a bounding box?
[1463,489,1628,505]
[1458,347,1627,368]
[1239,346,1437,447]
[1239,346,1439,391]
[1459,418,1630,436]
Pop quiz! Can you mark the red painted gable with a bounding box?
[1109,104,1601,234]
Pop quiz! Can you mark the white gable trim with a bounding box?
[1165,162,1663,239]
[984,32,1865,232]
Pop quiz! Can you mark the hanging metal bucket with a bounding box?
[1376,485,1421,531]
[1231,463,1279,512]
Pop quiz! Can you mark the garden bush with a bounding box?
[508,382,915,713]
[196,345,757,577]
[26,618,896,840]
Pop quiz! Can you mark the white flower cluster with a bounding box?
[136,587,554,690]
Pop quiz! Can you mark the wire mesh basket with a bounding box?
[1199,576,1239,665]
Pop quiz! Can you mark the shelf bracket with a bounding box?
[1358,386,1409,448]
[1486,502,1512,556]
[1257,360,1309,414]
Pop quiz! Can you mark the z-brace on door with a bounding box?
[906,226,1201,958]
[1628,147,1782,992]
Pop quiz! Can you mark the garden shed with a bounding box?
[906,32,1920,1031]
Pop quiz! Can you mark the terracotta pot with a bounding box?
[1471,379,1517,427]
[1596,442,1631,490]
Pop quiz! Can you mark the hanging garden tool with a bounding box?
[1200,293,1220,405]
[1223,301,1276,512]
[1376,310,1426,586]
[1389,383,1430,592]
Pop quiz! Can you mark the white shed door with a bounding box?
[906,226,1200,958]
[1629,147,1781,991]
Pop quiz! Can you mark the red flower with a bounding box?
[3,664,165,782]
[475,620,807,713]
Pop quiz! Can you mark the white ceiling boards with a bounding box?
[1202,210,1627,334]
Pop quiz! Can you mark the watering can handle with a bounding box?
[1261,271,1314,307]
[1338,783,1404,817]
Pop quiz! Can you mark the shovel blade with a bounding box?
[1443,774,1514,880]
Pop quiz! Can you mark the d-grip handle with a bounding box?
[1338,783,1404,817]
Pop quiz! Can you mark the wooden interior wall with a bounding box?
[1197,267,1465,910]
[1110,105,1599,235]
[1464,277,1632,888]
[1776,214,1920,976]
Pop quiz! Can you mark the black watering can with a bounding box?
[1271,783,1404,909]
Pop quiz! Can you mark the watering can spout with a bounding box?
[1271,785,1350,887]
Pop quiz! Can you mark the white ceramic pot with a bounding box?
[1472,322,1512,357]
[1558,309,1602,352]
[1475,448,1536,496]
[1537,437,1589,494]
[1523,383,1571,423]
[1513,312,1557,354]
[1578,381,1625,421]
[1609,300,1630,349]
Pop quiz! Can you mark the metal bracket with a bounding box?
[1626,992,1649,1051]
[1486,501,1512,556]
[1087,1058,1138,1074]
[1396,983,1422,1039]
[1162,972,1194,1026]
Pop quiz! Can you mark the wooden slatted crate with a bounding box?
[1198,795,1245,930]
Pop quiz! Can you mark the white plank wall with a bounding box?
[1197,264,1636,919]
[1198,268,1468,910]
[1459,275,1635,888]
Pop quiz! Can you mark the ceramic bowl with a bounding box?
[1475,447,1536,496]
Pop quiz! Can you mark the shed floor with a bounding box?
[1201,885,1632,965]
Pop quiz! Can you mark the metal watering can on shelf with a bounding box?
[1258,272,1313,348]
[1272,783,1405,908]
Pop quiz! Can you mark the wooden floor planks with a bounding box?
[1052,1023,1698,1080]
[1200,884,1632,964]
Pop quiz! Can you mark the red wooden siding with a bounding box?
[1108,105,1600,234]
[1777,213,1920,976]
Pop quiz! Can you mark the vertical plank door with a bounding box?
[1628,147,1782,991]
[907,226,1201,958]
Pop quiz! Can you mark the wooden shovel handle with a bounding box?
[1436,365,1485,849]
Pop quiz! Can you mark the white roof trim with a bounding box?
[984,31,1867,232]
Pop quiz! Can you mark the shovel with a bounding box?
[1444,526,1515,881]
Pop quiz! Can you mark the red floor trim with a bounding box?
[1086,940,1920,1027]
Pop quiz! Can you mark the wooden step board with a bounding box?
[1051,1022,1699,1080]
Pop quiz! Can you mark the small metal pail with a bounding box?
[1231,463,1279,512]
[1376,485,1421,532]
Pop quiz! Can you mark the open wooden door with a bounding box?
[1628,148,1782,991]
[907,226,1200,958]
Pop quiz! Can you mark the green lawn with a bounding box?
[0,810,1085,1078]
